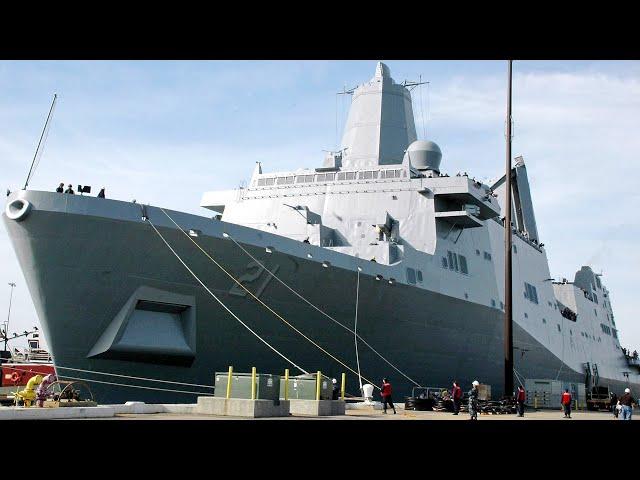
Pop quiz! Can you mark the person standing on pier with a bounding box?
[451,381,462,415]
[561,389,572,418]
[618,388,636,420]
[468,380,479,420]
[380,378,396,414]
[516,385,526,417]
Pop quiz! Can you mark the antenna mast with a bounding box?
[504,60,514,397]
[24,93,57,190]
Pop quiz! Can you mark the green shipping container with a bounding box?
[214,372,281,403]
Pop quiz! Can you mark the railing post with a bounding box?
[316,371,321,401]
[251,366,257,400]
[284,368,289,401]
[226,366,233,399]
[341,373,346,400]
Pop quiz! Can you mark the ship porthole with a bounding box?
[5,198,32,221]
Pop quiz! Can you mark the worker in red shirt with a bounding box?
[380,378,396,414]
[561,388,572,418]
[451,380,462,415]
[516,385,526,417]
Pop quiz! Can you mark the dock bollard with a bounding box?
[226,366,233,399]
[341,373,346,400]
[251,367,257,400]
[284,368,289,401]
[316,371,321,401]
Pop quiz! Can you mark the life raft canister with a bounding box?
[11,371,21,383]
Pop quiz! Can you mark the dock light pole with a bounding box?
[504,60,514,398]
[3,283,16,352]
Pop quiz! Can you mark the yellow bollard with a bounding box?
[341,373,346,400]
[534,396,538,409]
[316,371,321,401]
[226,366,233,399]
[251,366,257,400]
[284,368,289,401]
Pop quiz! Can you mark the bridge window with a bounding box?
[416,270,423,283]
[325,173,335,181]
[346,172,356,180]
[257,178,266,186]
[265,178,275,186]
[337,172,346,181]
[441,257,448,269]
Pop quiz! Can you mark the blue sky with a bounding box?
[1,60,639,351]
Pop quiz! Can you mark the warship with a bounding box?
[4,62,640,404]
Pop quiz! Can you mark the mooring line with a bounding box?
[159,207,380,389]
[223,231,421,387]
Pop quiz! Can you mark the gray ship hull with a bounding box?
[4,191,630,404]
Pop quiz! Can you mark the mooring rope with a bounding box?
[146,215,309,376]
[56,374,214,396]
[159,207,380,390]
[223,231,422,387]
[55,365,215,389]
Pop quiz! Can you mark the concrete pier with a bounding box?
[289,399,345,416]
[194,397,290,418]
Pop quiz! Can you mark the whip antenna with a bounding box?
[24,93,57,190]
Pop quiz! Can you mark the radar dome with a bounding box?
[403,140,442,172]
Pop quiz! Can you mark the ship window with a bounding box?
[542,318,547,324]
[593,293,598,304]
[358,172,365,179]
[337,172,346,181]
[442,257,448,269]
[524,282,538,304]
[346,172,356,180]
[286,176,294,184]
[363,171,373,179]
[524,313,528,318]
[491,299,496,307]
[476,249,480,256]
[595,276,601,289]
[29,341,38,349]
[277,177,287,185]
[594,309,597,317]
[380,170,386,179]
[612,329,618,339]
[416,270,423,282]
[257,178,266,186]
[447,251,454,270]
[325,173,335,181]
[306,175,315,182]
[406,268,416,285]
[513,245,518,253]
[557,324,561,332]
[570,329,572,335]
[459,255,468,275]
[265,178,275,186]
[317,174,326,182]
